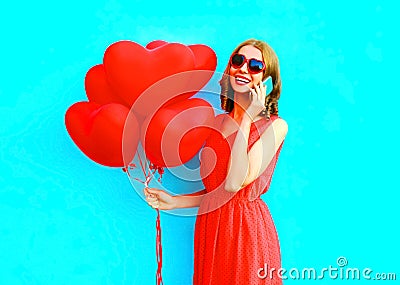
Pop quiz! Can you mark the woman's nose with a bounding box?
[239,62,249,73]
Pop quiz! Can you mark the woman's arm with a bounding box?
[173,189,206,209]
[224,83,288,192]
[224,115,253,192]
[224,83,266,192]
[145,188,206,210]
[225,118,288,193]
[242,118,288,187]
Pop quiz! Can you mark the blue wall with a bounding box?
[1,1,399,284]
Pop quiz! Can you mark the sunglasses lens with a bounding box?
[249,59,264,73]
[231,54,244,68]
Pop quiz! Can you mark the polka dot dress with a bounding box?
[193,114,284,285]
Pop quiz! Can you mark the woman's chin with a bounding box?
[231,84,251,94]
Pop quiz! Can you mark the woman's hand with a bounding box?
[246,82,267,120]
[144,187,176,210]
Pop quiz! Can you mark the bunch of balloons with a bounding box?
[65,39,217,169]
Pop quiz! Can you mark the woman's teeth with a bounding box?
[235,76,250,84]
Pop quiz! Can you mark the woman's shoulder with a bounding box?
[214,113,228,126]
[257,114,288,140]
[215,113,228,120]
[258,114,287,125]
[269,115,288,139]
[269,114,287,124]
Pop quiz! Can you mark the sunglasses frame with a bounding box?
[230,53,266,74]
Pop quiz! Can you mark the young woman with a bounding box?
[145,38,288,284]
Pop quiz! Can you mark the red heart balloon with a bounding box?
[132,44,217,118]
[65,102,139,167]
[146,41,217,103]
[103,40,195,108]
[142,98,215,168]
[146,41,217,73]
[164,44,217,107]
[145,40,168,50]
[190,44,217,72]
[85,64,126,105]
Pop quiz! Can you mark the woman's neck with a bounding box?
[231,91,251,122]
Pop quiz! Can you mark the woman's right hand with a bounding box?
[246,82,267,120]
[144,187,176,210]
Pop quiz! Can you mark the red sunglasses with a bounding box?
[230,53,265,74]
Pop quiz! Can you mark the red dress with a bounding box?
[193,114,284,285]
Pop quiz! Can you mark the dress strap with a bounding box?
[247,114,280,151]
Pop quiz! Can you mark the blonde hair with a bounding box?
[219,38,281,119]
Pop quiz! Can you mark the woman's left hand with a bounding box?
[246,82,267,120]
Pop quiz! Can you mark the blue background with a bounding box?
[1,1,399,284]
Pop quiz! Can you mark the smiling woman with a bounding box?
[145,38,287,285]
[220,39,282,121]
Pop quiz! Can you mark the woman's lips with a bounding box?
[235,75,251,85]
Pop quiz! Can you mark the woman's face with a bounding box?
[229,45,264,94]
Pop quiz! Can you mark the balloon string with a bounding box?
[137,150,148,177]
[127,151,164,284]
[121,163,136,177]
[156,208,164,285]
[140,156,163,284]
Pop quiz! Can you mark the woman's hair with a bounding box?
[219,38,281,119]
